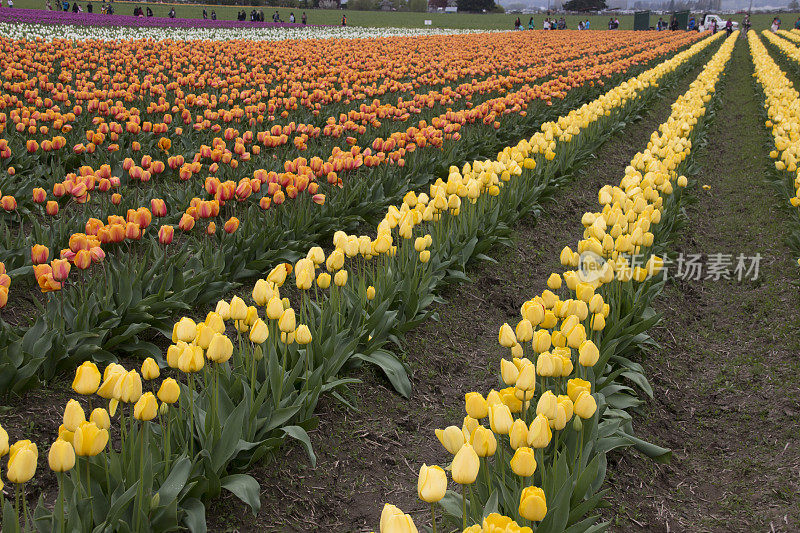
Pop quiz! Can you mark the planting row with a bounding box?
[378,31,737,533]
[0,33,725,532]
[0,31,705,396]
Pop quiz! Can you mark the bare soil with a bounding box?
[601,38,800,533]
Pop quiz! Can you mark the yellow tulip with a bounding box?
[488,403,513,435]
[252,279,273,305]
[509,419,529,450]
[90,408,111,430]
[266,296,284,320]
[536,390,557,420]
[470,425,497,457]
[194,322,215,349]
[334,269,348,286]
[0,423,8,456]
[165,343,185,370]
[58,425,74,444]
[417,464,447,503]
[527,414,552,448]
[63,399,86,432]
[215,300,231,320]
[48,439,75,472]
[366,285,376,300]
[249,319,269,344]
[516,361,536,391]
[295,324,313,345]
[451,443,480,484]
[500,358,519,386]
[465,392,488,419]
[519,486,547,521]
[73,421,109,456]
[134,392,158,421]
[267,264,289,286]
[498,323,516,347]
[7,440,37,483]
[174,317,197,343]
[532,329,551,353]
[141,357,160,380]
[547,273,562,290]
[229,296,248,321]
[510,447,537,477]
[567,378,591,402]
[72,361,101,395]
[574,391,597,419]
[435,425,464,455]
[207,333,234,363]
[278,308,296,333]
[316,272,331,289]
[158,378,181,404]
[178,345,205,374]
[515,319,533,343]
[578,340,600,367]
[379,504,418,533]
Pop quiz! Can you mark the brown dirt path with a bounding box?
[603,38,800,533]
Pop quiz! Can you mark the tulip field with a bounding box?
[0,15,798,533]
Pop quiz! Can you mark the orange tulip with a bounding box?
[158,225,174,244]
[51,259,71,282]
[31,245,49,265]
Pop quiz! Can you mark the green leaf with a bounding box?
[352,350,411,398]
[282,425,317,467]
[181,498,207,533]
[157,456,193,504]
[220,474,261,515]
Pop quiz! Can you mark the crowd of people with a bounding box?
[513,16,595,30]
[37,0,311,23]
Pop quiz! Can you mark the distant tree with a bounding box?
[562,0,606,11]
[456,0,495,12]
[790,0,800,10]
[408,0,427,10]
[429,0,448,8]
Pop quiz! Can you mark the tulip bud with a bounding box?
[252,279,273,306]
[417,464,447,503]
[334,269,348,286]
[516,361,536,391]
[527,413,552,448]
[434,426,464,455]
[295,324,313,345]
[174,317,197,343]
[141,358,160,380]
[366,285,376,300]
[380,504,418,533]
[72,361,101,395]
[249,319,269,344]
[229,296,248,321]
[470,425,497,457]
[316,272,331,289]
[510,446,537,477]
[0,424,8,456]
[158,378,181,404]
[500,358,519,386]
[532,329,551,353]
[7,440,37,483]
[488,403,513,435]
[278,308,296,333]
[134,392,158,421]
[536,390,558,420]
[267,263,289,286]
[215,300,231,320]
[451,443,480,484]
[515,319,533,343]
[547,273,562,290]
[574,391,597,419]
[63,399,86,432]
[519,486,547,521]
[464,392,488,419]
[48,439,75,472]
[498,323,516,347]
[90,408,111,430]
[31,244,49,265]
[578,340,600,367]
[509,419,529,450]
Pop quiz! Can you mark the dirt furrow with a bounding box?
[604,37,800,533]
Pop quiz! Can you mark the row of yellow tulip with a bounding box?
[378,31,737,533]
[750,30,800,263]
[0,33,722,531]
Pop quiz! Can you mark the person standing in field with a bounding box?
[302,12,307,24]
[341,14,346,26]
[771,17,780,32]
[726,18,733,35]
[742,14,750,34]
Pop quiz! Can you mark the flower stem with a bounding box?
[431,503,437,533]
